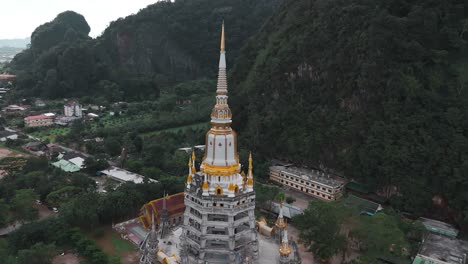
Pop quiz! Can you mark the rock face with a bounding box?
[230,0,468,215]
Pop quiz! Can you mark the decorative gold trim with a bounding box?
[201,162,240,176]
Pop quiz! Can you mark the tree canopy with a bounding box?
[231,0,468,221]
[8,0,280,101]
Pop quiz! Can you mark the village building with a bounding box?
[100,166,157,184]
[34,99,46,107]
[269,166,346,201]
[64,101,82,117]
[0,130,18,141]
[419,217,459,238]
[344,194,383,216]
[51,152,87,173]
[24,114,54,127]
[413,233,468,264]
[270,202,303,220]
[3,104,27,112]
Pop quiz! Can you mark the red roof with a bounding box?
[139,192,185,229]
[24,115,54,121]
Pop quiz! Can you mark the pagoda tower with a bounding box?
[139,213,159,264]
[180,22,259,264]
[159,193,170,239]
[275,201,287,241]
[279,230,292,264]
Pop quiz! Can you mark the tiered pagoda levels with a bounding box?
[180,22,258,264]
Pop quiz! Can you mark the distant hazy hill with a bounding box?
[9,0,280,99]
[0,38,30,48]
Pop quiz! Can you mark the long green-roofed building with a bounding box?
[52,159,80,172]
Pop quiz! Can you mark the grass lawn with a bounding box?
[141,122,209,138]
[30,127,70,142]
[89,114,152,131]
[110,234,135,252]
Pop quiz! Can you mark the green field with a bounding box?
[30,127,70,142]
[110,234,135,252]
[141,122,209,138]
[89,114,152,131]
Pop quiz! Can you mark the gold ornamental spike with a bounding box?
[220,21,225,52]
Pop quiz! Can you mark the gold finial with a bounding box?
[248,152,253,171]
[191,150,196,173]
[247,177,253,186]
[220,21,225,52]
[188,156,192,167]
[187,174,192,183]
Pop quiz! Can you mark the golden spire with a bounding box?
[220,21,225,52]
[187,156,192,184]
[247,152,253,187]
[191,150,196,174]
[187,174,192,184]
[275,200,287,229]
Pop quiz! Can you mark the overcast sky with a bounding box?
[1,0,159,39]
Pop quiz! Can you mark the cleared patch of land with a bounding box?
[0,146,29,158]
[87,226,139,264]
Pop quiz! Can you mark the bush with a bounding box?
[285,196,296,204]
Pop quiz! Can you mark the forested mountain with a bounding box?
[9,0,280,100]
[231,0,468,219]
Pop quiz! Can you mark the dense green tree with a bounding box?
[11,189,38,223]
[16,243,57,264]
[254,185,279,210]
[9,1,280,101]
[293,201,348,261]
[45,186,83,206]
[104,137,122,156]
[230,0,468,222]
[61,192,100,228]
[83,157,109,173]
[0,199,9,227]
